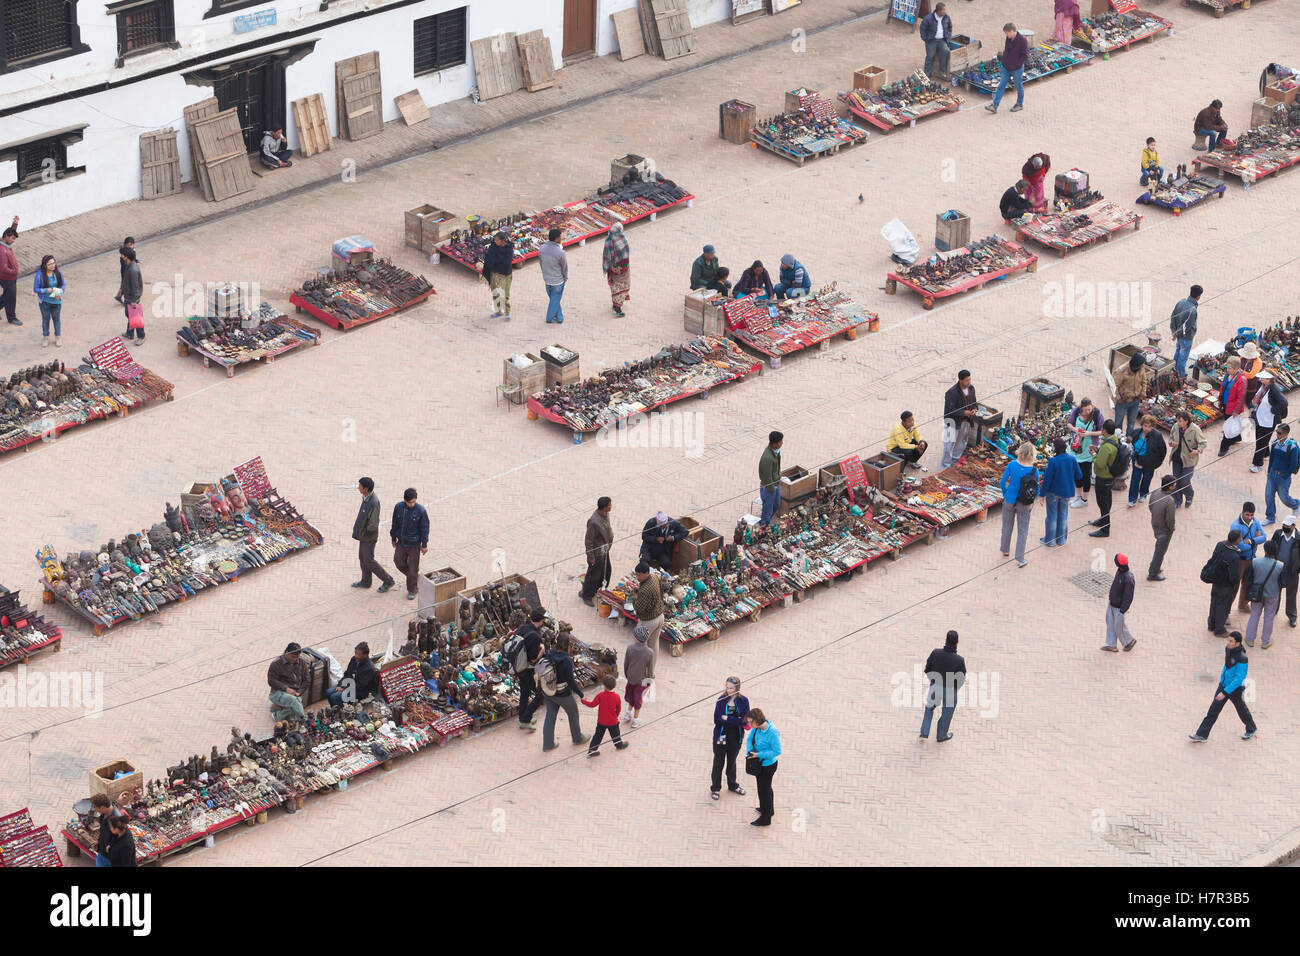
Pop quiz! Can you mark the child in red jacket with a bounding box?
[582,675,629,756]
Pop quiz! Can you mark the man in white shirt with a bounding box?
[1251,370,1284,472]
[921,3,952,79]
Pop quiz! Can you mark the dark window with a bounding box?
[114,0,176,61]
[0,127,86,196]
[413,7,466,76]
[1,0,90,72]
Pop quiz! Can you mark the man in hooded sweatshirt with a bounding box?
[1189,631,1256,741]
[1102,554,1136,653]
[773,254,811,300]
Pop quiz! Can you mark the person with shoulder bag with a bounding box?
[745,708,781,827]
[1217,355,1248,457]
[1203,530,1243,636]
[998,442,1037,567]
[710,677,750,800]
[1244,538,1284,649]
[1169,410,1206,508]
[1127,415,1166,507]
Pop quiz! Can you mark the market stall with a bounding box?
[892,443,1010,528]
[954,41,1093,95]
[435,174,694,273]
[176,304,319,377]
[748,91,870,165]
[37,457,323,635]
[1072,2,1171,57]
[1136,172,1227,214]
[722,285,876,358]
[1185,0,1254,18]
[289,258,435,331]
[884,237,1038,309]
[1193,108,1300,184]
[1014,199,1141,257]
[0,346,173,457]
[0,809,61,867]
[527,336,762,436]
[837,70,963,132]
[0,585,62,669]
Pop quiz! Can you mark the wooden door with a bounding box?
[562,0,596,58]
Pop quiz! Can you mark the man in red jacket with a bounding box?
[0,217,21,326]
[987,22,1029,114]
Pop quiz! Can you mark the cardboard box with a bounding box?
[935,210,970,252]
[419,567,466,623]
[863,453,902,492]
[90,760,142,803]
[853,66,887,92]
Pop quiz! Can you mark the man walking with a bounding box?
[1204,530,1242,637]
[1088,420,1121,537]
[267,642,308,720]
[1270,516,1300,627]
[759,431,784,526]
[622,624,655,727]
[1169,285,1202,379]
[538,227,567,324]
[1263,422,1300,524]
[580,496,614,607]
[1102,554,1137,652]
[1188,632,1256,742]
[986,22,1028,114]
[481,230,514,321]
[1231,502,1266,613]
[1147,474,1177,581]
[920,3,952,79]
[942,369,978,468]
[390,487,429,600]
[539,632,588,751]
[920,630,965,742]
[1251,371,1288,473]
[0,218,20,327]
[351,477,395,593]
[513,607,547,730]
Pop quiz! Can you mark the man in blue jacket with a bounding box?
[1230,502,1266,612]
[920,3,953,79]
[773,254,811,300]
[1264,423,1300,525]
[390,487,429,600]
[1040,437,1082,547]
[1189,632,1256,741]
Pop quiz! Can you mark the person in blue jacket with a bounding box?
[773,254,811,300]
[1040,437,1083,547]
[746,707,781,827]
[1189,631,1256,741]
[998,442,1037,567]
[710,676,750,800]
[32,253,65,347]
[1230,502,1266,613]
[1264,423,1300,525]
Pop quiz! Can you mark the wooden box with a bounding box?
[503,352,545,404]
[457,573,541,619]
[973,404,1003,446]
[672,517,723,573]
[935,210,970,252]
[945,35,982,74]
[853,66,887,92]
[611,153,649,184]
[181,481,215,510]
[684,290,726,335]
[419,566,465,623]
[1265,83,1297,106]
[89,760,142,803]
[541,344,580,386]
[719,98,756,144]
[785,88,825,113]
[779,464,817,503]
[405,204,462,251]
[1252,97,1283,128]
[1019,377,1064,417]
[863,452,902,491]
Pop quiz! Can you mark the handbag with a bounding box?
[1223,414,1243,440]
[126,303,145,330]
[1247,560,1280,604]
[745,729,762,775]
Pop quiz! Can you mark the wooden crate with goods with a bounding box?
[786,87,832,114]
[1265,83,1298,106]
[405,205,463,251]
[504,352,546,403]
[331,235,375,268]
[671,518,723,573]
[863,453,903,492]
[541,344,580,387]
[456,573,542,624]
[683,289,727,335]
[89,760,142,803]
[418,567,466,624]
[719,98,756,143]
[1251,97,1284,129]
[854,66,888,92]
[946,35,982,74]
[935,209,971,252]
[777,465,818,514]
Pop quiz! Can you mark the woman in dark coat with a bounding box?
[733,260,774,299]
[1127,414,1167,506]
[710,677,749,800]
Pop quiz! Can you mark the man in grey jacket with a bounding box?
[622,624,656,727]
[538,227,568,324]
[1245,538,1284,648]
[1147,474,1177,581]
[120,245,144,344]
[352,477,394,593]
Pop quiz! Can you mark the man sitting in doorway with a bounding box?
[260,128,294,169]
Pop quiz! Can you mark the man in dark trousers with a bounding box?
[326,642,379,705]
[987,22,1028,114]
[640,511,687,568]
[1088,420,1121,537]
[1102,554,1136,652]
[514,607,547,730]
[120,245,144,344]
[580,496,614,607]
[1189,631,1256,742]
[1270,516,1300,627]
[90,793,126,867]
[920,3,952,78]
[1251,372,1288,473]
[1147,474,1177,581]
[942,369,978,468]
[352,477,395,593]
[0,217,20,326]
[390,487,429,600]
[1169,285,1201,380]
[759,431,784,526]
[540,632,589,751]
[920,630,966,742]
[481,230,514,321]
[999,180,1032,222]
[1206,529,1243,636]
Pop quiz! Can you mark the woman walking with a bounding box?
[1127,415,1167,507]
[32,254,65,347]
[745,708,781,827]
[1067,398,1105,509]
[602,222,630,318]
[710,677,749,801]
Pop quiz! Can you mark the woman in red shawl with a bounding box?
[1022,152,1051,213]
[1053,0,1082,45]
[602,222,631,318]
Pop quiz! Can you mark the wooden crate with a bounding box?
[418,567,465,623]
[542,344,581,387]
[89,759,142,803]
[457,573,541,618]
[683,290,726,335]
[291,93,332,156]
[139,129,182,200]
[671,517,722,572]
[503,352,545,402]
[1265,82,1297,106]
[342,69,383,140]
[516,30,556,91]
[779,465,817,500]
[863,452,902,491]
[335,52,380,139]
[405,205,462,250]
[719,98,756,143]
[1252,96,1283,128]
[935,210,970,252]
[946,35,982,74]
[854,66,887,92]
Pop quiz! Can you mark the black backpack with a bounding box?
[1016,472,1038,505]
[1110,440,1131,478]
[1200,550,1232,586]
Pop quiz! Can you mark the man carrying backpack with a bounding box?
[508,607,548,730]
[1203,530,1243,636]
[998,443,1038,568]
[1089,421,1125,538]
[537,632,589,752]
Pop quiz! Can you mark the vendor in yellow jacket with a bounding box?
[1140,137,1163,187]
[887,410,929,472]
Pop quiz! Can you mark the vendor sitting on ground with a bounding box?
[887,410,929,472]
[733,260,774,299]
[640,511,688,569]
[268,641,308,720]
[327,641,379,706]
[1000,180,1032,221]
[690,244,727,292]
[1140,137,1163,186]
[1193,100,1229,152]
[774,254,811,299]
[260,128,294,169]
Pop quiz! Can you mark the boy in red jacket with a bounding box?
[582,675,629,756]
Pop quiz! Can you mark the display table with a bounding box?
[1073,3,1171,56]
[891,444,1009,528]
[0,585,62,670]
[1014,200,1141,256]
[177,309,319,377]
[723,286,875,357]
[1136,174,1227,214]
[954,41,1093,94]
[837,71,963,132]
[1193,119,1300,183]
[748,95,869,165]
[1184,0,1254,18]
[1,810,61,867]
[290,260,435,330]
[885,237,1038,309]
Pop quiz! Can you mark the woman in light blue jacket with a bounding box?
[32,254,65,347]
[746,708,781,827]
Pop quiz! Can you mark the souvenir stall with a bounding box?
[837,71,963,132]
[892,444,1010,529]
[0,585,62,669]
[1136,171,1228,214]
[1015,200,1142,257]
[1193,108,1300,184]
[177,302,319,377]
[954,41,1093,94]
[885,237,1038,310]
[748,90,870,165]
[1185,0,1254,18]
[289,256,435,331]
[0,809,61,867]
[723,286,876,358]
[1072,2,1172,57]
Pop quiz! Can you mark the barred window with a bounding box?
[112,0,176,61]
[413,7,467,76]
[0,127,86,196]
[2,0,77,65]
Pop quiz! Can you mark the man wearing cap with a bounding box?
[690,244,726,293]
[1264,423,1300,524]
[623,624,655,727]
[268,642,309,720]
[759,431,784,526]
[1147,474,1177,582]
[1193,99,1229,152]
[1102,555,1137,652]
[1168,285,1202,379]
[640,511,687,569]
[631,562,665,654]
[1251,371,1289,473]
[942,369,978,468]
[920,630,965,742]
[1270,516,1300,627]
[481,230,514,321]
[773,254,811,300]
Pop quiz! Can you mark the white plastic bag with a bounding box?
[881,218,920,265]
[316,648,344,685]
[1222,414,1243,440]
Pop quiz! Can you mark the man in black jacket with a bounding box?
[514,607,548,730]
[481,231,514,321]
[920,3,952,78]
[1000,180,1031,222]
[1207,530,1243,636]
[90,793,126,867]
[1270,516,1300,626]
[941,370,978,468]
[390,488,429,600]
[920,630,965,742]
[1103,554,1137,652]
[352,477,394,593]
[640,511,688,568]
[540,633,589,752]
[327,642,379,705]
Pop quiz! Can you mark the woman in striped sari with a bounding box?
[602,223,631,318]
